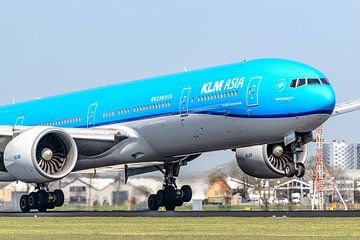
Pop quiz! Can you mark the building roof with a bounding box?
[226,177,255,189]
[274,179,310,190]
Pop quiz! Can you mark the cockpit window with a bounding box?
[298,78,306,87]
[320,78,330,85]
[289,79,297,88]
[289,77,331,88]
[307,78,321,85]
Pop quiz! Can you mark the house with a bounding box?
[55,176,164,207]
[0,181,31,210]
[58,177,117,206]
[206,179,232,205]
[274,179,310,204]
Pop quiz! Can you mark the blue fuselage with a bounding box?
[0,58,335,131]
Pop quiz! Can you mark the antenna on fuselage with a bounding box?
[12,98,16,104]
[183,66,188,72]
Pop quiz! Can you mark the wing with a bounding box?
[332,99,360,116]
[0,125,160,162]
[0,125,129,154]
[76,153,201,182]
[0,125,200,180]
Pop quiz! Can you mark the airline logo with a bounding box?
[201,77,245,94]
[275,79,286,92]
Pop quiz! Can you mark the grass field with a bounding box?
[0,217,360,240]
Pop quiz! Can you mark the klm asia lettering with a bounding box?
[201,77,245,94]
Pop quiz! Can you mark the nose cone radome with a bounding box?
[318,86,336,114]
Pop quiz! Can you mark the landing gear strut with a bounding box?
[20,184,64,213]
[148,162,192,211]
[285,136,306,178]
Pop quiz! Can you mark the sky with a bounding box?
[0,1,359,174]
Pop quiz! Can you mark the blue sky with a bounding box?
[0,1,359,173]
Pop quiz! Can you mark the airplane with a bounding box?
[0,58,359,212]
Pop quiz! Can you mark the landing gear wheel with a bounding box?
[164,186,176,211]
[20,195,30,213]
[148,162,192,211]
[165,202,176,211]
[156,190,165,207]
[181,185,192,202]
[175,197,184,207]
[29,192,38,209]
[54,190,64,207]
[284,163,295,178]
[148,194,159,211]
[37,190,49,212]
[295,162,305,178]
[47,199,56,210]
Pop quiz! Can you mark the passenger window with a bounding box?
[307,78,321,85]
[298,78,306,87]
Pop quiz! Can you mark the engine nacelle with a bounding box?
[236,142,307,179]
[4,127,78,183]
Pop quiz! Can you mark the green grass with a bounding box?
[0,217,360,240]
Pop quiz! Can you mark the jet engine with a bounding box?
[236,142,307,178]
[4,127,78,183]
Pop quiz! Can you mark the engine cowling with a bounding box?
[4,127,78,183]
[236,142,307,178]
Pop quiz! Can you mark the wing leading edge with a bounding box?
[332,99,360,117]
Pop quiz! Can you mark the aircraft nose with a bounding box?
[318,85,336,114]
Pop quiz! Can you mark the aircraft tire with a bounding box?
[175,197,184,207]
[295,162,305,178]
[29,192,38,209]
[164,186,177,211]
[148,194,159,211]
[284,163,295,178]
[37,190,49,212]
[156,190,165,206]
[20,195,30,213]
[181,185,192,202]
[54,189,65,207]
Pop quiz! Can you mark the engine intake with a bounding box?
[236,142,307,178]
[4,127,78,183]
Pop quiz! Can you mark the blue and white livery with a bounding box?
[0,58,359,212]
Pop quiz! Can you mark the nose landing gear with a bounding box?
[148,162,192,211]
[284,136,306,178]
[284,162,305,178]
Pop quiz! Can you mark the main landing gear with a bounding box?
[20,184,64,213]
[148,162,192,211]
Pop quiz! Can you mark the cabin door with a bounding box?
[179,87,191,117]
[15,116,24,126]
[246,77,262,107]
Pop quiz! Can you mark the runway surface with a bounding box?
[1,210,360,217]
